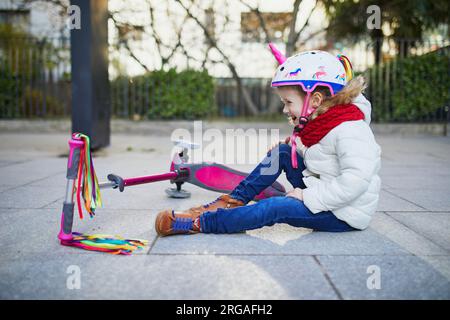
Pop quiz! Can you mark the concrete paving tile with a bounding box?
[386,188,450,211]
[151,220,409,256]
[381,175,450,190]
[0,254,337,299]
[420,256,450,281]
[1,130,449,299]
[0,157,66,187]
[28,173,67,188]
[0,208,155,256]
[370,213,449,256]
[0,185,14,193]
[385,166,450,176]
[387,212,450,251]
[0,160,28,168]
[317,255,450,299]
[0,186,65,209]
[377,189,424,211]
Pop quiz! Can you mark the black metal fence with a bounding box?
[1,35,449,122]
[214,78,277,117]
[0,36,71,118]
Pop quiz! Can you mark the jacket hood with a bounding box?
[352,94,372,124]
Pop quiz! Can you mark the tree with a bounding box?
[110,0,328,116]
[240,0,322,113]
[321,0,449,64]
[22,0,333,116]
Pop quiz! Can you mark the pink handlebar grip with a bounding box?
[67,134,84,177]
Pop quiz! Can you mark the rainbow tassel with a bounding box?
[62,233,148,255]
[73,133,102,219]
[63,133,148,255]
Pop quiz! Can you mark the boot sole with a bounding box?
[155,210,171,237]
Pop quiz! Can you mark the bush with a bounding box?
[0,25,26,117]
[392,50,449,120]
[23,87,65,117]
[111,68,216,120]
[0,72,22,117]
[366,48,449,122]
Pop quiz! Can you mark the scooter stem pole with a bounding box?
[58,134,84,242]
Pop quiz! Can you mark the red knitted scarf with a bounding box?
[298,104,365,147]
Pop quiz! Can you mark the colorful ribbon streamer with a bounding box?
[63,133,147,255]
[73,133,102,219]
[63,233,148,255]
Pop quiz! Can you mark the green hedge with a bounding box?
[367,48,449,122]
[392,51,449,120]
[111,69,216,120]
[0,63,22,117]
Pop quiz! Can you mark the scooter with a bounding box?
[57,133,286,255]
[104,139,286,199]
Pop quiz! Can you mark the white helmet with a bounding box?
[269,43,354,125]
[271,50,351,95]
[268,43,354,168]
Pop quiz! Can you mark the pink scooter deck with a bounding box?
[182,162,286,200]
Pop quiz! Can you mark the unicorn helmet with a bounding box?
[269,43,353,126]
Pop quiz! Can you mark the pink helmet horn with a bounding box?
[268,42,286,65]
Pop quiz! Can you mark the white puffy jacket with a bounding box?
[297,94,382,230]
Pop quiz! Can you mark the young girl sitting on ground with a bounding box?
[155,48,381,236]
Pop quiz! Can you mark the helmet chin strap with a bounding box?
[290,91,312,169]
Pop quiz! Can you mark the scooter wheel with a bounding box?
[165,187,191,198]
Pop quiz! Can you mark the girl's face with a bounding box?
[277,86,323,125]
[277,87,304,125]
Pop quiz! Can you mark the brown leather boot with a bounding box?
[184,194,245,218]
[155,195,245,236]
[155,210,200,236]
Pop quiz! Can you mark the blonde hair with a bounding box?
[309,75,367,120]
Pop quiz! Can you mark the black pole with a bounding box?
[70,0,110,149]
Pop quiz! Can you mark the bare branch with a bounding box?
[175,0,259,115]
[293,0,318,45]
[286,0,302,56]
[109,13,150,72]
[240,0,272,43]
[148,1,165,66]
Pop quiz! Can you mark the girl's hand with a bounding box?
[286,188,304,201]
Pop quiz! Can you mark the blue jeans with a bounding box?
[199,143,356,233]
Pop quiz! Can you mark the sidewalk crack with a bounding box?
[40,197,64,209]
[382,187,428,210]
[146,235,160,254]
[313,255,343,300]
[0,159,32,169]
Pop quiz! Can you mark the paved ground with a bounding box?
[0,122,450,299]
